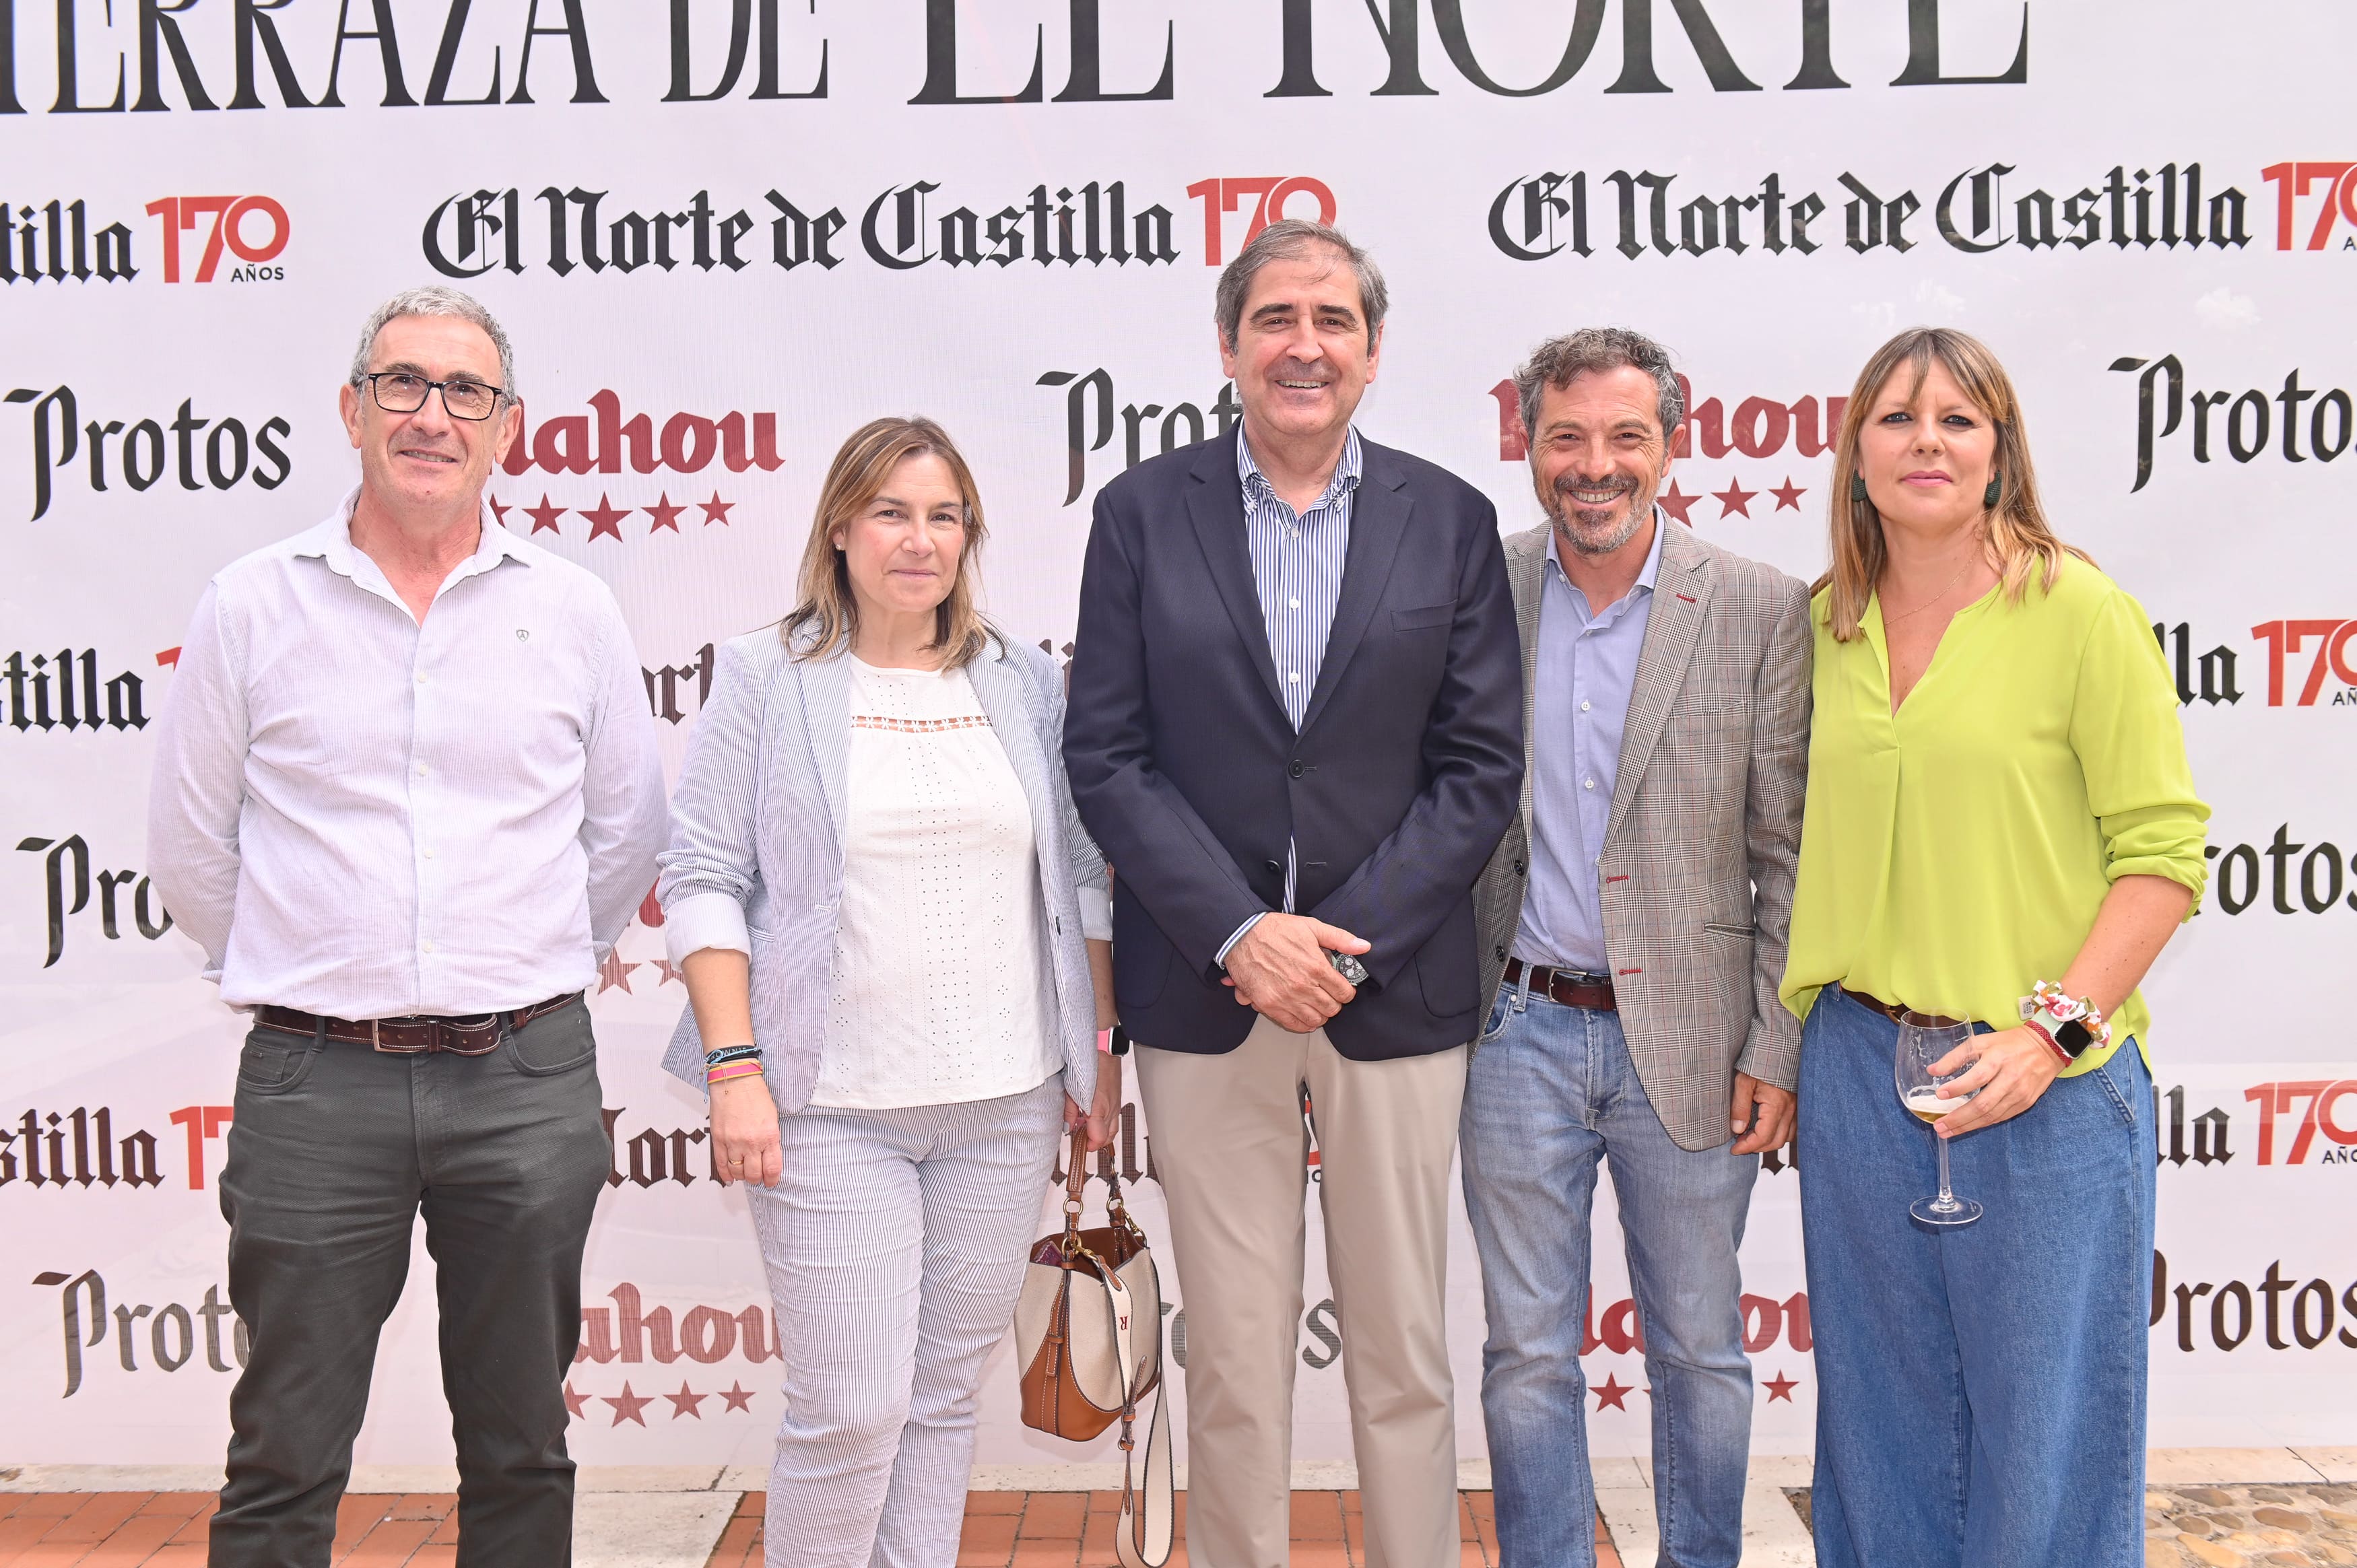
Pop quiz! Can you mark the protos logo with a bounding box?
[145,197,289,282]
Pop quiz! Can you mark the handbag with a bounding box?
[1012,1128,1174,1568]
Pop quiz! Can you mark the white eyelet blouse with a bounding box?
[807,656,1061,1109]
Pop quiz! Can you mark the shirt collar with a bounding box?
[1544,506,1667,603]
[295,485,527,584]
[1237,425,1364,514]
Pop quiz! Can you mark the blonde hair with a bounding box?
[783,417,991,667]
[1816,327,2093,642]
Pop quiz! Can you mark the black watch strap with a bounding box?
[1108,1024,1131,1057]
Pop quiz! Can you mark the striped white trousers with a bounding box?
[749,1075,1064,1568]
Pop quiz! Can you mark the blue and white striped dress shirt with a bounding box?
[1216,428,1364,964]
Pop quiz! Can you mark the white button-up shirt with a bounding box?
[147,491,667,1019]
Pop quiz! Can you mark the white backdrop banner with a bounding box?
[3,0,2353,1474]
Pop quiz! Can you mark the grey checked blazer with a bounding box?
[1471,520,1811,1151]
[655,625,1108,1111]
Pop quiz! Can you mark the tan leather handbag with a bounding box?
[1013,1130,1173,1568]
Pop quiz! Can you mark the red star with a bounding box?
[719,1382,756,1414]
[645,492,686,533]
[562,1382,589,1419]
[597,951,639,994]
[665,1383,706,1419]
[1655,481,1699,526]
[603,1382,651,1426]
[487,495,511,526]
[653,959,686,988]
[1712,479,1757,518]
[1768,477,1807,512]
[1593,1374,1633,1411]
[523,495,567,535]
[1763,1370,1799,1402]
[157,647,182,668]
[582,493,630,541]
[698,491,734,526]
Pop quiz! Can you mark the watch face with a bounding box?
[2057,1018,2093,1055]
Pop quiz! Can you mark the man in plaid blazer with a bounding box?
[1463,328,1811,1568]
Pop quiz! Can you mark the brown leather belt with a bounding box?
[1838,986,1966,1030]
[1503,957,1616,1012]
[256,993,580,1056]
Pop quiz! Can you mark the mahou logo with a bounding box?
[492,389,781,543]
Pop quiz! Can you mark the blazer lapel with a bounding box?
[965,644,1053,836]
[795,647,853,854]
[1299,456,1410,734]
[1503,526,1548,844]
[1605,521,1712,848]
[1186,434,1288,716]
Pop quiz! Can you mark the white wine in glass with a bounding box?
[1894,1015,1983,1226]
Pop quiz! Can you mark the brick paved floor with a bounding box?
[2140,1482,2357,1566]
[0,1488,1616,1566]
[0,1491,463,1565]
[708,1488,1618,1567]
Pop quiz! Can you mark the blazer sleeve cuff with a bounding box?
[1077,883,1114,943]
[664,891,751,967]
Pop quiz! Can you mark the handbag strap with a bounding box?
[1097,1262,1172,1568]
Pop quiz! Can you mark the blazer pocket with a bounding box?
[1702,922,1756,937]
[1390,603,1453,632]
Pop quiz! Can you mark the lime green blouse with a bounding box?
[1779,557,2209,1074]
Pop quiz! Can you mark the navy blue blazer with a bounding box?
[1063,427,1523,1061]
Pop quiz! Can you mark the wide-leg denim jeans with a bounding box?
[1797,986,2156,1568]
[1461,983,1760,1568]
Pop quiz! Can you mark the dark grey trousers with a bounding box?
[209,998,610,1568]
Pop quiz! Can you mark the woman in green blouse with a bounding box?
[1780,327,2207,1568]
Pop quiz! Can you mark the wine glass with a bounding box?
[1894,1013,1982,1227]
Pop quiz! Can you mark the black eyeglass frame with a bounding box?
[358,371,509,421]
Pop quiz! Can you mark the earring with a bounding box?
[1983,475,2002,508]
[1849,473,1867,503]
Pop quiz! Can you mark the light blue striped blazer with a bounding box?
[655,623,1110,1110]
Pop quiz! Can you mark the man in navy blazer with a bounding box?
[1064,219,1521,1568]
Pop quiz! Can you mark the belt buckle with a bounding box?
[370,1018,428,1054]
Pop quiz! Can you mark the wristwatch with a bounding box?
[1327,949,1370,987]
[2018,982,2109,1064]
[1108,1024,1131,1058]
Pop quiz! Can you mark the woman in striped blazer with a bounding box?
[656,416,1119,1567]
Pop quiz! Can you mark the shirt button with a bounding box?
[1290,598,1300,609]
[422,848,435,860]
[1583,777,1596,790]
[1288,672,1300,683]
[416,674,427,685]
[1580,700,1591,712]
[422,939,436,953]
[415,763,428,778]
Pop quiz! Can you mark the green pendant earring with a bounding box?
[1849,473,1867,502]
[1983,475,2002,508]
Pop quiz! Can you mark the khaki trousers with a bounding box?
[1136,1015,1467,1568]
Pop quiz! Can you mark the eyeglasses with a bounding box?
[361,372,505,421]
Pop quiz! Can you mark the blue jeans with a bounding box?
[1797,987,2156,1568]
[1461,983,1760,1568]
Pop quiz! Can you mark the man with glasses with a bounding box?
[149,285,665,1567]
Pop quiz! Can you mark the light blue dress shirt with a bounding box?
[1512,514,1664,974]
[1215,427,1364,965]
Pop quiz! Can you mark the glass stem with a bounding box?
[1933,1132,1958,1211]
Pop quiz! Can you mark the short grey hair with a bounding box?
[1214,219,1389,351]
[347,285,517,401]
[1513,327,1684,446]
